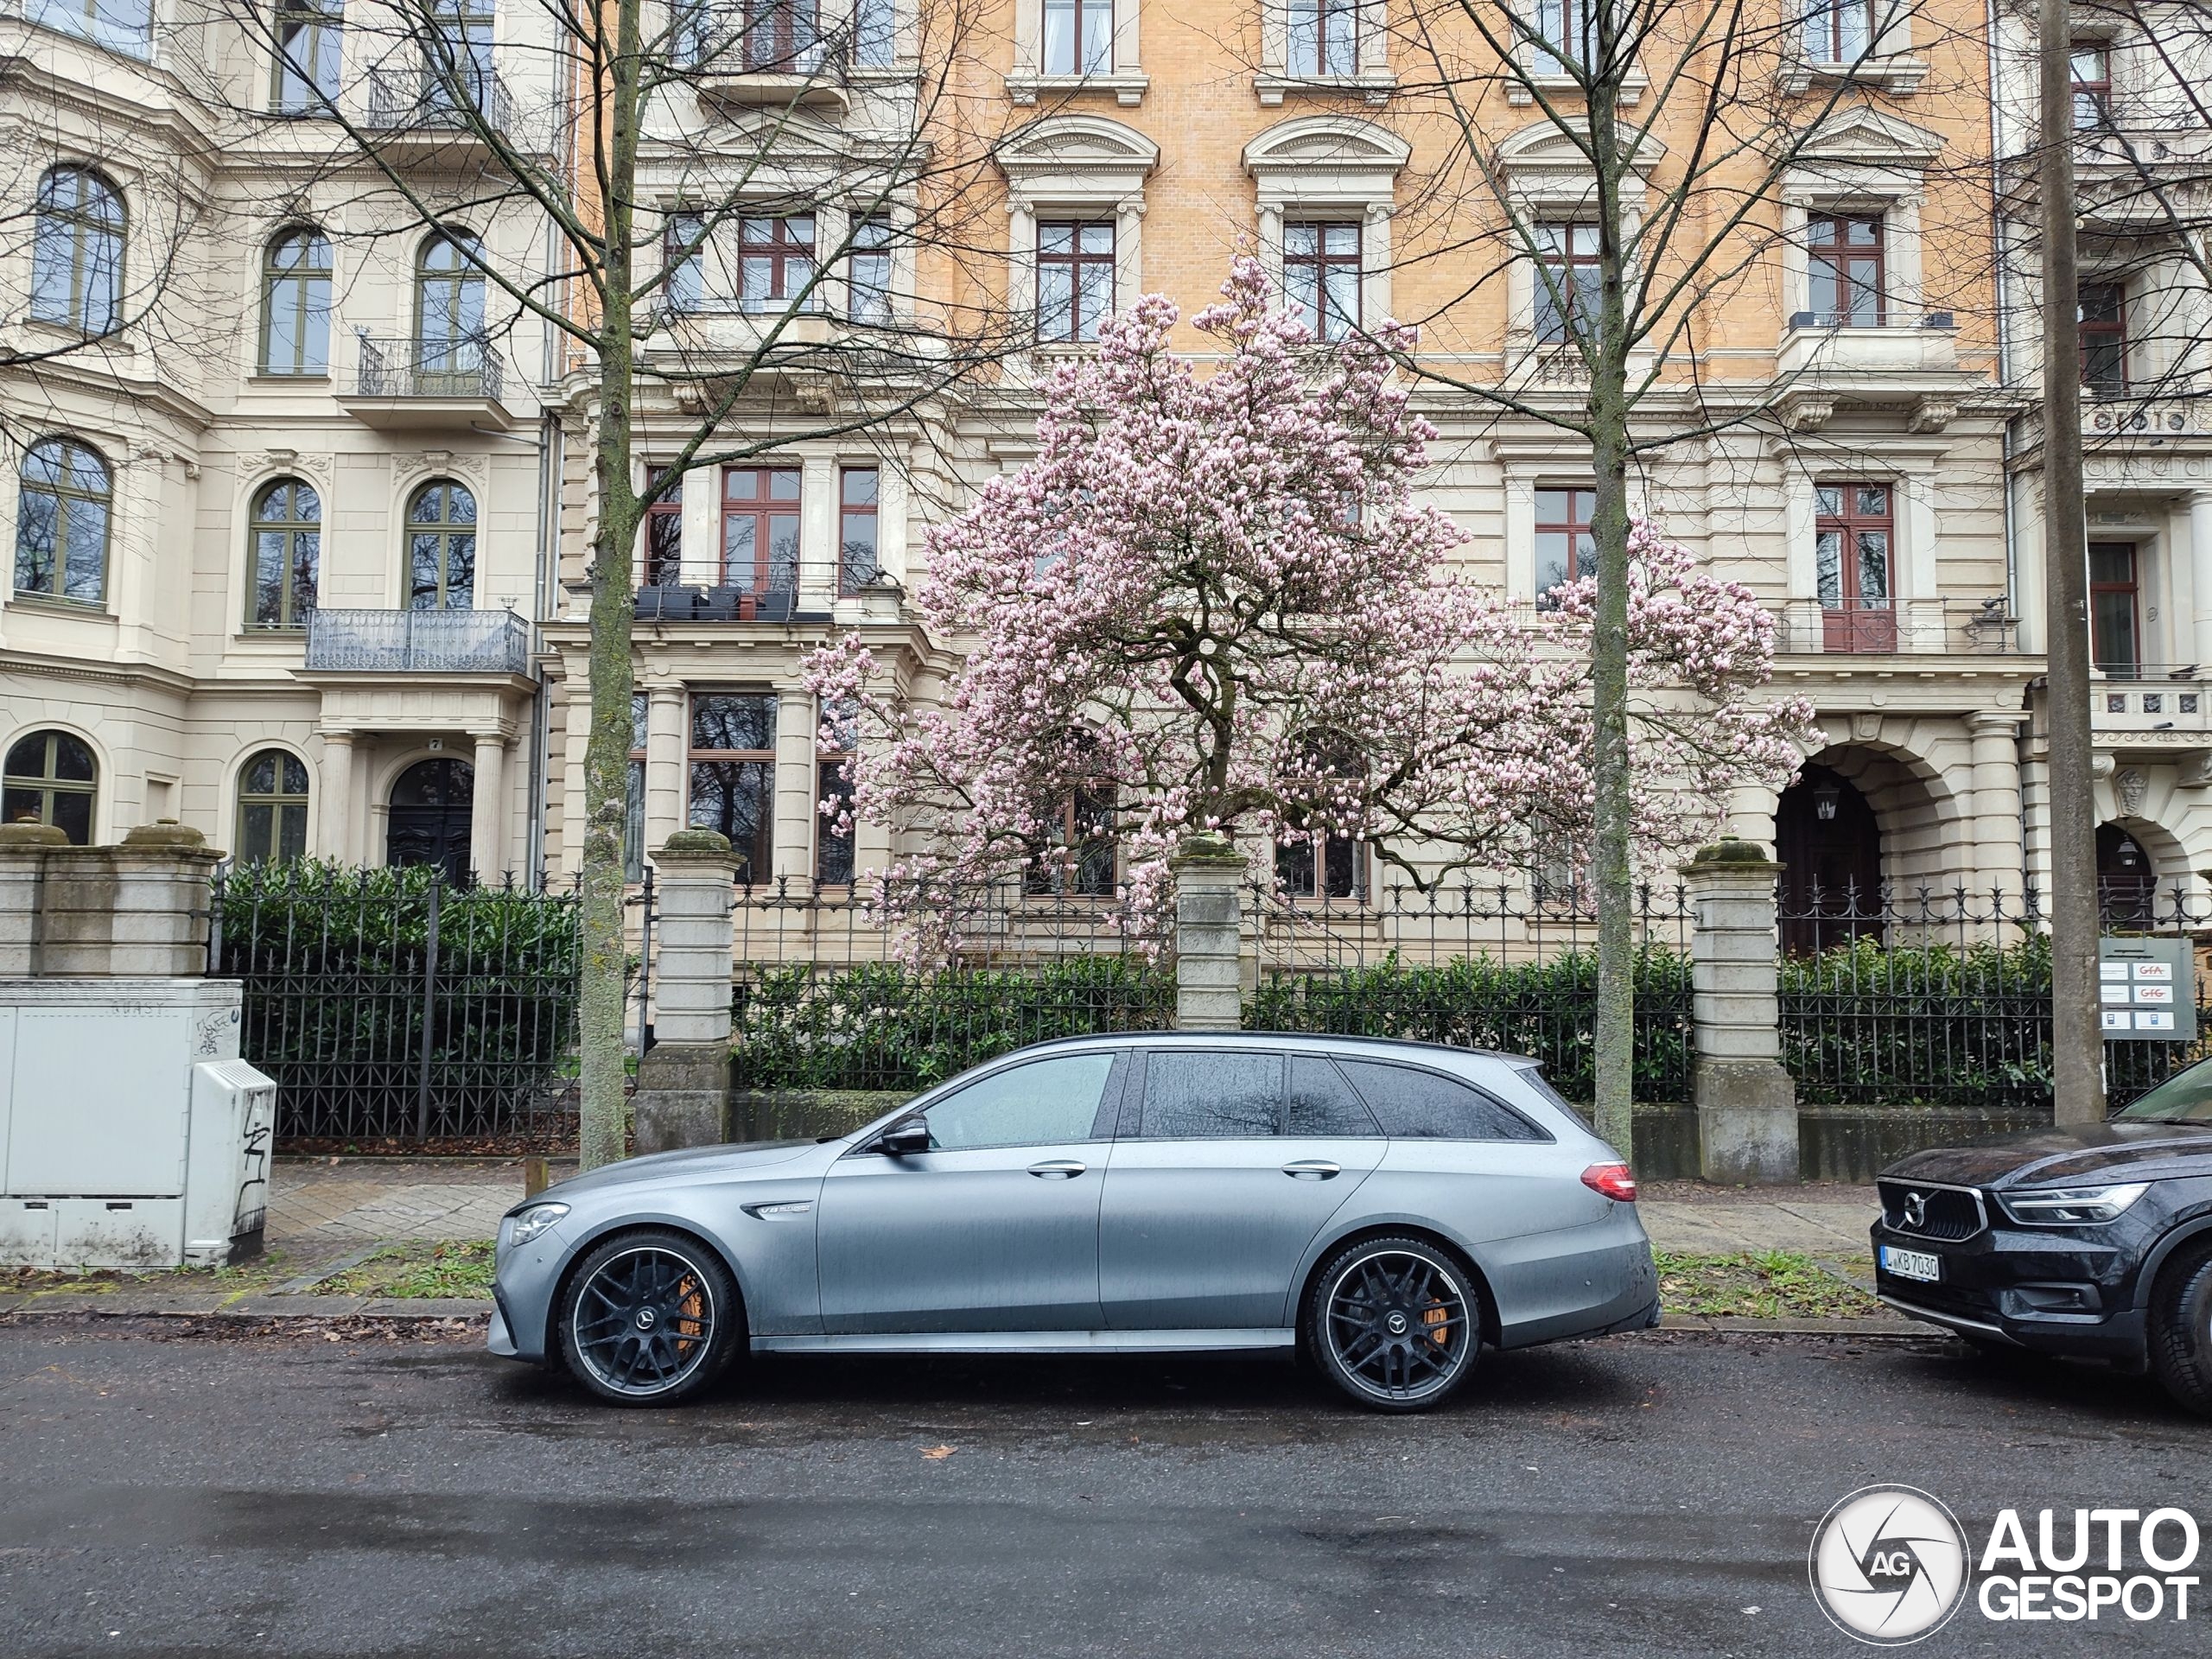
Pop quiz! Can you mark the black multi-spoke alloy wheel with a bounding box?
[2148,1241,2212,1418]
[556,1228,740,1407]
[1305,1235,1480,1413]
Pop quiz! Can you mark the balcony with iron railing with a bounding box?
[363,63,520,148]
[629,547,900,623]
[1772,597,2022,658]
[305,609,533,675]
[681,16,854,111]
[338,334,513,431]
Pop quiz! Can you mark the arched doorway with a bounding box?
[2098,823,2158,925]
[1777,763,1885,953]
[387,758,474,885]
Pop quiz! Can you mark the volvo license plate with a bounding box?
[1881,1245,1942,1283]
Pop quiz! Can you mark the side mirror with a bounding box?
[877,1117,931,1157]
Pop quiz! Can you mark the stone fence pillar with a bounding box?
[633,830,737,1152]
[1683,838,1798,1184]
[0,822,219,978]
[1171,835,1244,1032]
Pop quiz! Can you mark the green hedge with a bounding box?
[1243,949,1694,1104]
[731,957,1177,1090]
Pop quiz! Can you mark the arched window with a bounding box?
[30,166,124,334]
[235,749,311,863]
[248,478,321,628]
[413,232,485,381]
[13,437,112,604]
[260,228,333,374]
[405,480,476,610]
[2,730,98,845]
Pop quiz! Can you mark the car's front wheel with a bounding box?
[2148,1240,2212,1418]
[1304,1235,1481,1413]
[556,1228,741,1407]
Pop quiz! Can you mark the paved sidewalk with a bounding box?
[1638,1181,1878,1258]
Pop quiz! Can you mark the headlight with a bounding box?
[505,1202,570,1249]
[2000,1183,2150,1225]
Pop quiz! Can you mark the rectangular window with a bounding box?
[688,692,776,885]
[721,466,802,597]
[271,0,343,111]
[1530,0,1596,71]
[1802,0,1872,61]
[1815,482,1896,653]
[815,696,857,887]
[1534,223,1600,345]
[1808,213,1885,326]
[1283,221,1360,341]
[847,214,893,324]
[1275,831,1363,901]
[32,0,152,56]
[664,214,704,313]
[1042,0,1112,74]
[738,215,816,312]
[2080,280,2126,395]
[1287,0,1357,75]
[1025,781,1116,896]
[2090,543,2141,676]
[2071,41,2112,131]
[743,0,821,69]
[643,467,684,588]
[625,692,649,884]
[1037,219,1116,344]
[854,0,895,65]
[838,467,880,594]
[1534,486,1596,601]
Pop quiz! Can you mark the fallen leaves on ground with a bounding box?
[1653,1250,1880,1319]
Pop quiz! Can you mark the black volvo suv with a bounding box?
[1871,1063,2212,1415]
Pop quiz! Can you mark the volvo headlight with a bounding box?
[2000,1183,2149,1225]
[505,1202,570,1249]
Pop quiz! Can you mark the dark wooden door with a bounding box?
[1777,764,1885,954]
[387,758,474,886]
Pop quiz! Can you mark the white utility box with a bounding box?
[0,978,276,1268]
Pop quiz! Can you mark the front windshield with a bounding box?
[2113,1061,2212,1124]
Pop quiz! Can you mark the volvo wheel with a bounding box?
[556,1229,739,1407]
[1305,1236,1480,1413]
[2149,1242,2212,1418]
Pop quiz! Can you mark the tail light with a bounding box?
[1581,1163,1638,1203]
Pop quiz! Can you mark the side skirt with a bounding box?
[752,1329,1297,1356]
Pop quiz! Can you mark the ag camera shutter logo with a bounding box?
[1809,1484,1972,1644]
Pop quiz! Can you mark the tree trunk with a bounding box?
[1587,74,1636,1157]
[577,1,645,1171]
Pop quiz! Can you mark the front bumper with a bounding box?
[1870,1217,2146,1363]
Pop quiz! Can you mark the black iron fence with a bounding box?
[210,862,582,1141]
[1777,884,2212,1109]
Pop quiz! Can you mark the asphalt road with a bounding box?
[0,1319,2204,1658]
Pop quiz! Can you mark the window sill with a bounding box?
[6,592,111,620]
[1253,73,1395,108]
[244,373,333,388]
[16,315,131,354]
[1506,68,1645,108]
[1005,70,1150,108]
[1777,56,1929,96]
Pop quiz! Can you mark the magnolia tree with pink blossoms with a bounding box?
[804,257,1815,950]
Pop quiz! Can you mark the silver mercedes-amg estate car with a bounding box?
[489,1033,1659,1411]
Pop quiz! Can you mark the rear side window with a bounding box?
[1336,1059,1548,1142]
[1287,1056,1381,1137]
[1138,1051,1282,1139]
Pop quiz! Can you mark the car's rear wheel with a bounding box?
[2148,1241,2212,1418]
[556,1229,740,1407]
[1304,1236,1480,1413]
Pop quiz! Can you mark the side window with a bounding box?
[1137,1051,1282,1139]
[1287,1056,1381,1138]
[921,1052,1117,1151]
[1336,1060,1548,1143]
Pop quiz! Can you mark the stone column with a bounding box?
[1170,834,1245,1032]
[38,823,224,978]
[1967,710,2027,914]
[1683,838,1798,1184]
[632,829,736,1151]
[772,688,817,884]
[469,733,507,881]
[0,823,65,976]
[317,731,354,862]
[645,683,686,856]
[2192,493,2212,671]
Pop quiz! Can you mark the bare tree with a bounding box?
[1357,0,1993,1150]
[207,0,1033,1166]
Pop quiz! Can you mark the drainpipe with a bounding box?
[528,410,561,884]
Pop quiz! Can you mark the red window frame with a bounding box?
[1808,213,1885,326]
[2089,542,2141,676]
[720,465,802,597]
[2079,280,2127,394]
[641,466,683,588]
[737,215,815,309]
[1283,221,1362,340]
[1036,219,1116,344]
[1535,223,1599,344]
[1815,481,1896,652]
[1535,486,1596,602]
[1808,0,1873,61]
[742,0,818,69]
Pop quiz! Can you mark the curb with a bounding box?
[0,1294,491,1321]
[1654,1313,1929,1338]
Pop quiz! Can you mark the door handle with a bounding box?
[1027,1160,1086,1179]
[1282,1160,1341,1179]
